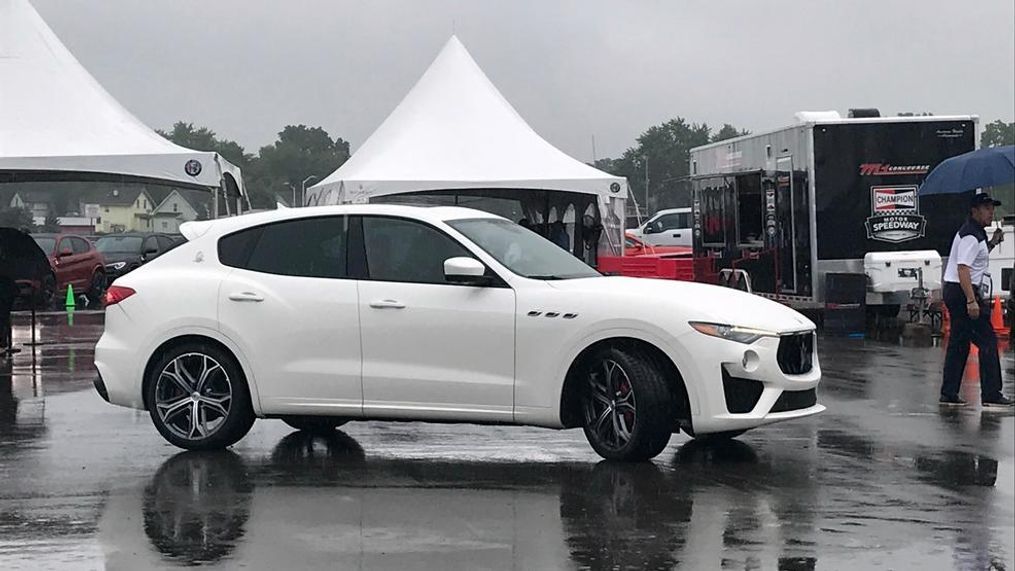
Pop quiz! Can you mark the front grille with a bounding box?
[770,388,817,413]
[777,332,814,375]
[721,367,763,414]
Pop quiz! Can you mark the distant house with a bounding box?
[151,189,212,233]
[81,188,156,234]
[9,190,54,220]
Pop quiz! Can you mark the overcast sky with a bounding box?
[32,0,1015,161]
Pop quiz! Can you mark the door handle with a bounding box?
[369,299,405,309]
[228,291,264,302]
[672,233,682,238]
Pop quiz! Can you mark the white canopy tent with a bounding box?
[0,0,245,213]
[307,36,627,255]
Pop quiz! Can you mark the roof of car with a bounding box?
[180,204,505,240]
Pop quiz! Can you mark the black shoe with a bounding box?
[982,396,1014,409]
[939,396,968,407]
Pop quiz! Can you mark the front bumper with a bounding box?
[683,331,824,435]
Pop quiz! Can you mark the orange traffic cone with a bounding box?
[990,295,1009,335]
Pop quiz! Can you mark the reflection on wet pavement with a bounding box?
[0,312,1012,570]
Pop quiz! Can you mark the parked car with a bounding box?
[627,208,693,247]
[94,205,822,461]
[624,233,692,257]
[96,233,181,285]
[31,233,106,305]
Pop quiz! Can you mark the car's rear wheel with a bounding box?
[86,270,106,305]
[580,346,673,461]
[280,415,349,434]
[146,343,255,450]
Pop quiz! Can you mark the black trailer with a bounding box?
[689,113,977,309]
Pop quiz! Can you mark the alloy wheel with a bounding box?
[154,353,233,441]
[584,359,637,451]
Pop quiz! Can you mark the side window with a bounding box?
[219,227,261,268]
[676,213,692,228]
[226,216,348,279]
[655,214,680,231]
[362,217,470,285]
[156,236,175,252]
[71,237,90,254]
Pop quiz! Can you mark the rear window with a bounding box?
[33,237,56,254]
[218,216,349,279]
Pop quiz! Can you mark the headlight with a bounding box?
[109,262,127,270]
[688,321,779,344]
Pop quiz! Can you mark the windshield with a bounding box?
[448,218,601,280]
[33,237,56,254]
[96,236,143,254]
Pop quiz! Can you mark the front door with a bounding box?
[355,215,516,421]
[216,215,362,416]
[642,212,692,247]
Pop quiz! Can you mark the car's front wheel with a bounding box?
[146,343,255,450]
[580,346,674,461]
[280,415,349,434]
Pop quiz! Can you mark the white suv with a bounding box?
[94,205,822,461]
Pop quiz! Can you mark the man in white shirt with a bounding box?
[940,192,1013,408]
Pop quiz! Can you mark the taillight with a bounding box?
[104,286,136,306]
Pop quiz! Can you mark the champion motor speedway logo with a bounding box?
[864,185,927,243]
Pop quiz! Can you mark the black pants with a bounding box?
[941,282,1002,400]
[0,277,14,351]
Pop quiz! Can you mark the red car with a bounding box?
[624,233,692,257]
[31,233,107,305]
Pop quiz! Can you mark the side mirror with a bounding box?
[444,257,491,286]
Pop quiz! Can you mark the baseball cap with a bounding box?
[971,192,1002,207]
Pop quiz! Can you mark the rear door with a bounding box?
[141,235,161,264]
[354,215,516,421]
[216,216,363,415]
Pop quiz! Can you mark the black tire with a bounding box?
[86,270,106,305]
[146,342,255,450]
[34,274,56,310]
[580,346,674,461]
[280,415,349,434]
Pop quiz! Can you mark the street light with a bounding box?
[301,175,319,207]
[284,183,296,207]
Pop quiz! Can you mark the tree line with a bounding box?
[1,117,1012,229]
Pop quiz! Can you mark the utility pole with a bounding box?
[301,175,319,207]
[643,156,650,213]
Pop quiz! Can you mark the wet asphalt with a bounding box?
[0,312,1012,571]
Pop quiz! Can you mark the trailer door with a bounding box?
[775,156,798,293]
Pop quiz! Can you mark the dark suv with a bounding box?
[95,233,182,284]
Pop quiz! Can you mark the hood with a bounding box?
[548,276,815,333]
